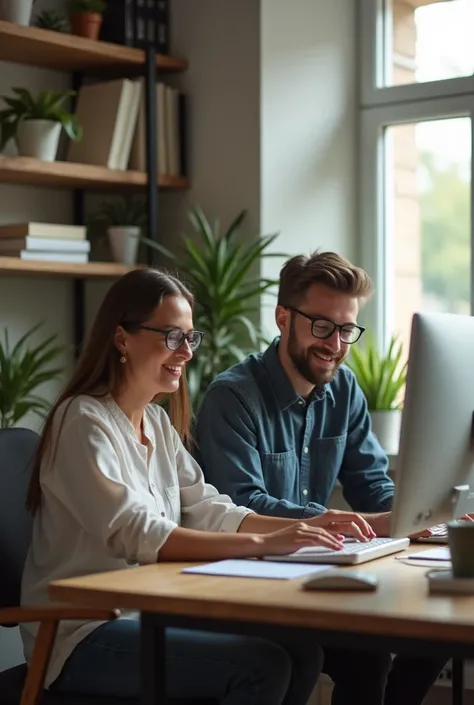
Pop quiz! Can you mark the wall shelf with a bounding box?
[0,258,136,279]
[0,156,190,191]
[0,21,188,73]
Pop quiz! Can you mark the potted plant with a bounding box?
[142,206,286,407]
[0,87,82,161]
[89,196,147,265]
[0,0,34,26]
[346,332,407,455]
[69,0,106,40]
[35,9,70,33]
[0,323,66,429]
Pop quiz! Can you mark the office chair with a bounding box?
[0,427,215,705]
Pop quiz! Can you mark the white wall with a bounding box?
[160,0,261,251]
[260,0,357,337]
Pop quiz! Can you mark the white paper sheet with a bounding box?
[182,559,333,580]
[406,546,451,561]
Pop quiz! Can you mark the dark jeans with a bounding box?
[50,620,447,705]
[323,646,448,705]
[50,619,324,705]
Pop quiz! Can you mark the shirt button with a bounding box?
[303,447,309,454]
[161,511,165,517]
[298,400,304,406]
[302,489,308,496]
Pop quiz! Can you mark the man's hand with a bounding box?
[308,509,376,541]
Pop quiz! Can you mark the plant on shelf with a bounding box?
[69,0,106,40]
[35,9,70,33]
[89,196,147,265]
[0,323,66,429]
[142,206,286,407]
[346,331,407,455]
[0,87,82,162]
[0,0,34,27]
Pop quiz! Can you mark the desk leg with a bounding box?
[452,659,464,705]
[141,612,167,705]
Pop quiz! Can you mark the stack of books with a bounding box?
[0,223,90,263]
[67,78,185,177]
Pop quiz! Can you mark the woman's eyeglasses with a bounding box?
[137,325,204,351]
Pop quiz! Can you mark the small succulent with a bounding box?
[35,9,70,32]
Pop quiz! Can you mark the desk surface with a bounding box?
[48,548,474,645]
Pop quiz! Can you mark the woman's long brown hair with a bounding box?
[26,267,194,514]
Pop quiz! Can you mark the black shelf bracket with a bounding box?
[72,70,86,358]
[145,44,158,263]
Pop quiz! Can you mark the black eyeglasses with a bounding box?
[137,326,205,351]
[285,307,365,344]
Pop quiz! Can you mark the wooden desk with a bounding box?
[49,550,474,705]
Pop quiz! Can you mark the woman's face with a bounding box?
[116,295,198,397]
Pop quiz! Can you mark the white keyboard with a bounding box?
[412,524,448,544]
[263,537,410,565]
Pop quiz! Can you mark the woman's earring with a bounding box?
[120,355,127,364]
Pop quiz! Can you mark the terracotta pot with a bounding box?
[70,12,102,40]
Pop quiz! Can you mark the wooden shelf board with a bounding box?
[0,156,190,191]
[0,21,188,72]
[0,258,137,279]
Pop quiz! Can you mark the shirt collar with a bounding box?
[263,338,336,410]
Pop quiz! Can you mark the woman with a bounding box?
[21,267,374,705]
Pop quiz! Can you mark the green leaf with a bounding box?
[0,323,66,429]
[346,332,407,410]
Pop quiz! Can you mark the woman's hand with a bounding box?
[253,522,345,557]
[307,510,376,542]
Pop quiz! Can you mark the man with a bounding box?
[194,250,447,705]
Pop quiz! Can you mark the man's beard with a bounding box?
[287,319,344,388]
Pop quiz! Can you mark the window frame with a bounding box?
[358,0,474,348]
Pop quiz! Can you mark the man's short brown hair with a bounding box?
[277,250,373,307]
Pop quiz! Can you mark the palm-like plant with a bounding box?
[142,206,286,406]
[0,324,66,429]
[0,88,82,152]
[346,332,407,410]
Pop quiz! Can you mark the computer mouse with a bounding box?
[302,568,379,591]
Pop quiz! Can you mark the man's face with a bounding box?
[277,283,360,389]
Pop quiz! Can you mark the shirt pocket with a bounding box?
[312,434,347,493]
[164,485,181,524]
[261,450,299,498]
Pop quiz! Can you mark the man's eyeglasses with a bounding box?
[285,307,365,344]
[137,326,205,351]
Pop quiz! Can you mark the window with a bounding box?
[386,118,471,353]
[359,0,474,355]
[385,0,474,87]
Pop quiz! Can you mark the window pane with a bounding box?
[385,0,474,86]
[385,118,471,355]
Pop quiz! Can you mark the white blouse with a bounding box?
[20,394,253,688]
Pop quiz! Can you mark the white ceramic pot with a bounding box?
[370,409,402,456]
[0,0,34,25]
[15,119,62,161]
[107,226,140,265]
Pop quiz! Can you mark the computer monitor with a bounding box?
[390,312,474,538]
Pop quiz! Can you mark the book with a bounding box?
[1,251,89,263]
[67,78,140,170]
[0,223,86,240]
[0,237,90,253]
[129,81,168,174]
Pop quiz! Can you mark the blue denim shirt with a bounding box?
[194,339,394,518]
